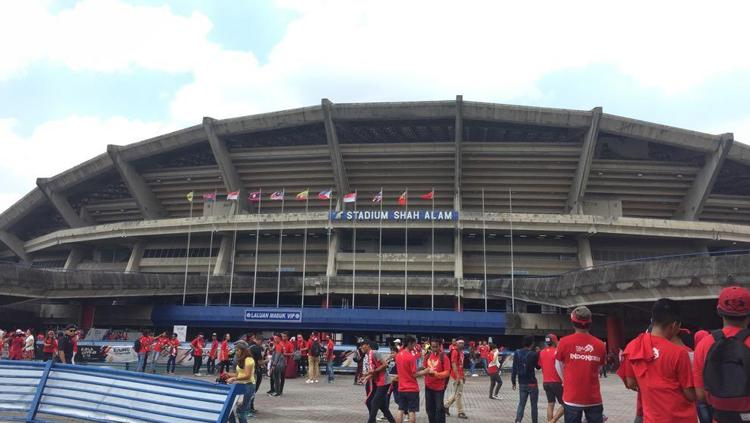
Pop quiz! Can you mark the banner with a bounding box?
[330,210,458,221]
[244,309,302,323]
[173,325,187,342]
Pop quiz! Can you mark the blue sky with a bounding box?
[1,0,749,212]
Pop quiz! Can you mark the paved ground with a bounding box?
[192,371,637,423]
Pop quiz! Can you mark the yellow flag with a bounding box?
[186,191,194,202]
[296,189,310,201]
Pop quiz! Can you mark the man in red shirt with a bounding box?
[218,333,231,373]
[424,338,451,423]
[207,333,219,375]
[283,332,296,380]
[361,340,396,423]
[297,333,307,377]
[166,333,180,374]
[42,330,58,362]
[324,333,335,383]
[395,336,430,423]
[478,341,489,376]
[136,330,153,372]
[190,333,205,376]
[443,338,468,419]
[694,286,750,422]
[622,298,696,423]
[555,306,607,423]
[149,331,169,373]
[540,334,564,423]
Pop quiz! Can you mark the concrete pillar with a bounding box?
[81,305,96,331]
[567,107,603,214]
[107,145,166,220]
[213,234,234,276]
[125,241,145,273]
[326,230,340,277]
[64,247,85,270]
[606,315,624,353]
[36,178,88,228]
[0,230,30,265]
[322,99,350,204]
[204,117,247,212]
[577,237,594,269]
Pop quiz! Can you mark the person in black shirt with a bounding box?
[58,324,77,364]
[512,335,541,423]
[249,334,265,413]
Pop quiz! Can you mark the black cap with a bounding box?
[64,324,78,331]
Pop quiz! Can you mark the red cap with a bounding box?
[570,311,592,325]
[545,334,558,345]
[694,330,710,346]
[717,286,750,317]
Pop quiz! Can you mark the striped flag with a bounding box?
[343,192,357,203]
[398,191,408,206]
[270,191,284,201]
[203,193,217,201]
[296,189,310,201]
[186,191,194,202]
[318,190,332,200]
[227,191,239,200]
[248,191,261,202]
[372,191,383,203]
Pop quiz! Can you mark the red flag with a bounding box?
[202,193,216,201]
[343,192,357,203]
[248,191,261,202]
[226,191,239,200]
[420,191,434,201]
[398,191,407,206]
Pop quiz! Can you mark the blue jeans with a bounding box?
[481,358,488,375]
[148,351,159,373]
[136,352,147,372]
[564,404,603,423]
[516,384,539,423]
[326,360,335,382]
[230,383,256,422]
[469,360,477,374]
[166,355,176,373]
[697,402,712,423]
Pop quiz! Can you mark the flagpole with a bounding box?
[276,189,285,308]
[326,188,332,309]
[252,188,261,308]
[509,187,515,314]
[204,189,216,307]
[301,190,309,309]
[431,187,435,312]
[482,187,488,313]
[228,200,239,307]
[404,187,408,311]
[377,187,383,310]
[182,196,194,305]
[352,191,357,309]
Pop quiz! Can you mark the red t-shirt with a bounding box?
[325,339,334,361]
[693,326,750,391]
[479,344,489,360]
[424,351,451,391]
[450,348,465,380]
[556,332,606,407]
[283,340,295,357]
[138,336,153,354]
[43,337,58,354]
[191,337,204,356]
[209,340,219,359]
[539,346,562,383]
[617,357,643,417]
[297,338,307,356]
[169,339,180,356]
[396,349,419,392]
[624,334,696,423]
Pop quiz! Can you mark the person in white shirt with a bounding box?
[23,330,35,360]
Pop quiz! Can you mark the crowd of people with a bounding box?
[4,286,750,422]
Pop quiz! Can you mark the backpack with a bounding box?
[704,329,750,417]
[293,349,301,361]
[133,338,141,352]
[515,349,530,379]
[311,340,321,357]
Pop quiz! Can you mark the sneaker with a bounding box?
[471,373,478,377]
[314,379,319,383]
[305,379,312,384]
[492,395,501,400]
[457,413,468,419]
[444,407,451,417]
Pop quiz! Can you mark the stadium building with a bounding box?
[2,97,750,347]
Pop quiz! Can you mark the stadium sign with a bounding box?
[330,210,458,221]
[244,309,303,323]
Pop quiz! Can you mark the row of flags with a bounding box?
[185,189,435,205]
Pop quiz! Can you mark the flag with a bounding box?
[248,191,261,202]
[270,191,284,200]
[318,190,332,200]
[420,190,434,201]
[227,191,239,200]
[186,191,194,202]
[296,189,310,201]
[203,192,216,201]
[372,191,383,203]
[343,192,357,203]
[398,191,408,206]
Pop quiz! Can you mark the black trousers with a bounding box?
[489,373,502,397]
[252,370,263,409]
[367,384,395,423]
[425,387,446,423]
[207,357,216,374]
[272,365,285,394]
[192,356,202,374]
[218,360,231,374]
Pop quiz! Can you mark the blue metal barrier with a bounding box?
[0,359,238,423]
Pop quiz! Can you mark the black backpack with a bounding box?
[311,340,321,357]
[133,338,141,352]
[515,349,530,379]
[704,329,750,418]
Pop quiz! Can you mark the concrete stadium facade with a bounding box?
[2,96,750,321]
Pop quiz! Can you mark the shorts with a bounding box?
[543,382,563,404]
[398,391,419,413]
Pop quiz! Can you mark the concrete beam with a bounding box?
[577,236,594,269]
[454,230,464,280]
[566,107,602,214]
[674,133,734,221]
[454,95,464,211]
[36,178,88,228]
[64,247,85,270]
[107,145,167,220]
[204,117,247,212]
[125,241,145,273]
[0,230,30,264]
[599,113,721,154]
[322,99,350,206]
[212,234,233,276]
[326,229,340,277]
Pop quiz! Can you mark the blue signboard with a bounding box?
[244,309,302,323]
[330,210,458,221]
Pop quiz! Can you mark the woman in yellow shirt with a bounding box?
[227,340,256,421]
